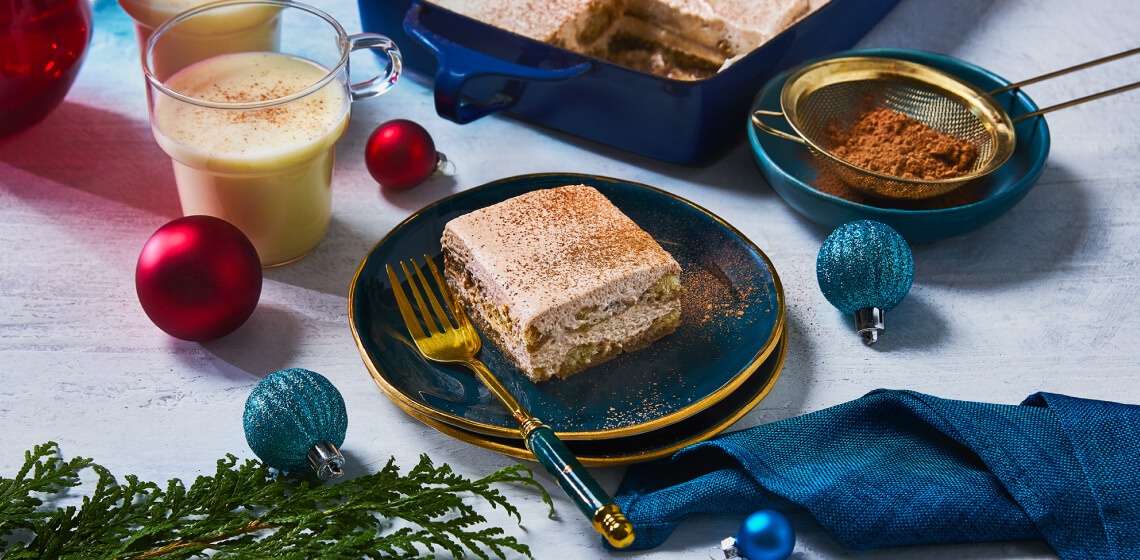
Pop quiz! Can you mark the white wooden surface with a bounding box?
[2,0,1138,558]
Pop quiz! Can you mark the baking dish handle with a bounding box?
[403,2,592,124]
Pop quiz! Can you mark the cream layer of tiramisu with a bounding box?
[441,185,682,382]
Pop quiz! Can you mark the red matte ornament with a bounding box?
[365,119,440,190]
[136,216,262,342]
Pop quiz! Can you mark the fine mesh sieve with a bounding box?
[753,49,1140,200]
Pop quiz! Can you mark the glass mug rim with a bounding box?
[143,0,349,110]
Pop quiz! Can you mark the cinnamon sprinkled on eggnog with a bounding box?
[154,52,347,160]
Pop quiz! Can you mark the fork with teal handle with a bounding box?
[386,255,635,548]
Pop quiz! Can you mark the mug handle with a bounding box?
[348,33,403,101]
[403,1,592,124]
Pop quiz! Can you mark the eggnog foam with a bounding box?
[153,51,349,169]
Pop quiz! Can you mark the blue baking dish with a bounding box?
[357,0,903,165]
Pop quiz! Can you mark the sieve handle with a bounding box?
[1011,79,1140,123]
[990,46,1140,124]
[991,46,1140,94]
[751,110,808,146]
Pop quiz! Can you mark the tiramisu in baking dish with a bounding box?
[441,185,683,382]
[429,0,821,79]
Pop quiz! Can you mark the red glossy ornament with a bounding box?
[0,0,92,136]
[365,119,440,190]
[136,216,263,342]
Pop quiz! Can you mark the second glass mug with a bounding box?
[143,0,401,266]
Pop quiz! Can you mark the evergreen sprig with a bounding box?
[0,442,551,559]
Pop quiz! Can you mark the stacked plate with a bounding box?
[349,174,786,465]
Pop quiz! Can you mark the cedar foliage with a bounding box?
[0,442,550,559]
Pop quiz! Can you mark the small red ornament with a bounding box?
[136,216,262,342]
[365,119,447,190]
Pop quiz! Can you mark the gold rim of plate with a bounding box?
[348,172,786,441]
[386,330,787,466]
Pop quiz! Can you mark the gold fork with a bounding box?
[387,255,635,548]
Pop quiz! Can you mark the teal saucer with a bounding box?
[349,173,784,442]
[748,48,1051,243]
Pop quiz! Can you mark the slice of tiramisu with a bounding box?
[441,185,682,382]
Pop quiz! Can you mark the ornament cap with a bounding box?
[306,441,345,480]
[435,151,456,178]
[855,307,885,346]
[718,536,741,559]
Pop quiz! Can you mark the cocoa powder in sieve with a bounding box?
[825,107,979,180]
[809,162,988,210]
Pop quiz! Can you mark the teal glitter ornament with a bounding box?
[719,510,795,560]
[243,368,348,480]
[816,220,913,345]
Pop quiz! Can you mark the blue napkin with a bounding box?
[612,389,1140,558]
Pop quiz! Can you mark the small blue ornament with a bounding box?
[243,368,348,480]
[816,220,914,345]
[720,510,795,560]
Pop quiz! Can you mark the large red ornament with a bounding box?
[136,216,262,342]
[365,119,441,190]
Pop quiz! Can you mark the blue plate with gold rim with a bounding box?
[349,173,784,442]
[402,331,786,466]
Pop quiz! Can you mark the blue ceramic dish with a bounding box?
[357,0,902,164]
[349,173,785,443]
[748,48,1051,243]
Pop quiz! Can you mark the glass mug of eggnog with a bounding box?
[120,0,283,77]
[143,0,401,266]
